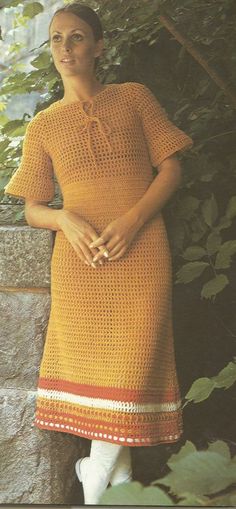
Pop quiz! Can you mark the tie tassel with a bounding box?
[79,115,113,169]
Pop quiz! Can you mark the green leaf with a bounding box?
[206,231,221,255]
[1,0,23,6]
[2,119,26,136]
[176,262,209,284]
[185,377,215,403]
[31,52,51,69]
[99,481,173,505]
[167,441,197,468]
[177,196,200,219]
[226,196,236,219]
[9,126,26,137]
[215,241,236,269]
[0,175,10,191]
[201,274,229,299]
[0,140,10,152]
[213,361,236,390]
[215,215,232,232]
[208,440,231,460]
[184,360,236,405]
[191,215,208,242]
[201,194,218,227]
[176,492,209,506]
[205,491,236,506]
[158,443,236,496]
[182,246,206,261]
[23,2,44,18]
[47,77,58,91]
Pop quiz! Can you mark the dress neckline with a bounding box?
[54,83,116,108]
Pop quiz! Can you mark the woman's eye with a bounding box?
[72,33,82,40]
[52,35,61,42]
[51,34,82,43]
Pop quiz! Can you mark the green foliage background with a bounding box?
[1,0,236,504]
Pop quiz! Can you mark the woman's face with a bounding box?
[49,11,103,77]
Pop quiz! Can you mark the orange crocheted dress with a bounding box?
[4,82,193,446]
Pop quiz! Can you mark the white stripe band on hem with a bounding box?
[37,388,182,413]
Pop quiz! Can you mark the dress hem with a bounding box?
[33,418,183,447]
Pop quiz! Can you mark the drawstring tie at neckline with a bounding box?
[79,101,113,168]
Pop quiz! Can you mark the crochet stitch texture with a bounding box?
[4,82,193,446]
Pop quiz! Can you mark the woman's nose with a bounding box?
[62,40,72,52]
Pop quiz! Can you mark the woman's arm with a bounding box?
[127,155,182,228]
[90,155,182,262]
[25,200,64,230]
[24,201,108,267]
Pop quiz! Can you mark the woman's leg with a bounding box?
[78,439,128,504]
[109,445,132,485]
[79,445,133,490]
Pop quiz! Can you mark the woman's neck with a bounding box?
[61,76,106,104]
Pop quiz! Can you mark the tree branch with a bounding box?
[159,13,236,109]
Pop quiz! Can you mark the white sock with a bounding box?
[81,445,132,489]
[79,439,132,504]
[109,445,132,485]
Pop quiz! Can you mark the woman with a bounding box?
[4,2,193,505]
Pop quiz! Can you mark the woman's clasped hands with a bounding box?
[90,210,143,264]
[58,209,142,268]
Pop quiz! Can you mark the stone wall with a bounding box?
[0,224,86,505]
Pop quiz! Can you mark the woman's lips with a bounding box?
[60,59,75,64]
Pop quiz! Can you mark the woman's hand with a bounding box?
[57,209,109,268]
[89,210,143,262]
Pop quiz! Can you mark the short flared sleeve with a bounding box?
[4,112,55,202]
[132,82,193,168]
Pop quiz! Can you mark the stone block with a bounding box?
[0,204,26,226]
[0,388,84,505]
[0,226,54,287]
[0,291,51,390]
[0,226,86,505]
